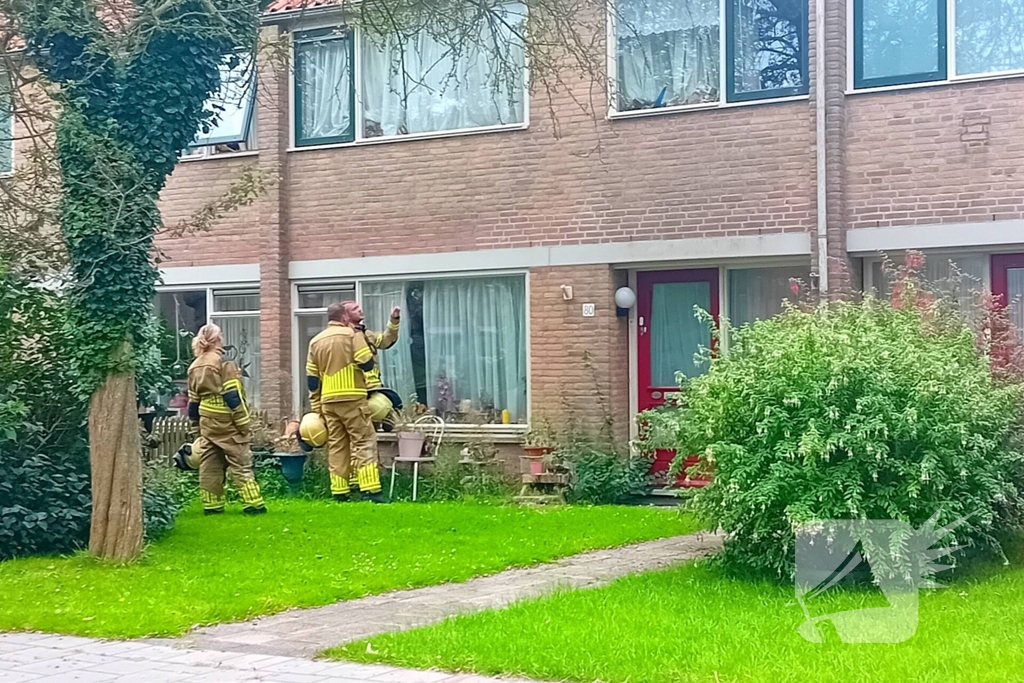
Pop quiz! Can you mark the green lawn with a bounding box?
[332,543,1024,683]
[0,500,697,639]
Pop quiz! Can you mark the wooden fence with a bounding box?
[146,410,270,463]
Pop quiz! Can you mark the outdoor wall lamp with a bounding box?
[614,287,636,317]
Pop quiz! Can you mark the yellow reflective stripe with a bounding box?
[239,480,264,507]
[188,391,200,401]
[305,361,319,375]
[330,473,351,496]
[200,489,225,510]
[354,347,372,363]
[322,365,365,399]
[387,322,399,331]
[357,464,381,493]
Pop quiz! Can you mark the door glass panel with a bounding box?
[1007,267,1024,332]
[650,281,711,386]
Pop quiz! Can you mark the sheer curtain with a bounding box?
[298,36,353,140]
[728,266,807,328]
[361,3,526,137]
[650,282,711,385]
[617,0,721,109]
[361,281,417,401]
[422,277,527,422]
[213,315,261,407]
[1008,268,1024,332]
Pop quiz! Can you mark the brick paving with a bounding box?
[175,531,722,657]
[1,531,721,681]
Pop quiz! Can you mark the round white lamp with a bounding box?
[614,287,637,317]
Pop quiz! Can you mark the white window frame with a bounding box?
[0,69,13,177]
[287,13,531,152]
[290,270,531,436]
[847,0,1024,94]
[156,284,262,402]
[606,0,811,120]
[179,53,260,162]
[861,249,993,295]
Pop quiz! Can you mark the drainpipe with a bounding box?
[815,0,829,296]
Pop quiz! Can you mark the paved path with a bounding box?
[0,633,531,683]
[1,531,722,682]
[176,532,722,657]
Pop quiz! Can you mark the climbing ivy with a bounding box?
[17,0,259,395]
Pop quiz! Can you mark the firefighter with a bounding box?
[306,302,384,503]
[187,324,266,516]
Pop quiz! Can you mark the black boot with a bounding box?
[333,493,352,503]
[243,505,268,516]
[203,508,224,516]
[364,491,387,504]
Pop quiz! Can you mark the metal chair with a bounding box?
[388,415,445,501]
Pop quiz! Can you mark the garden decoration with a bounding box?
[273,420,307,493]
[389,414,445,502]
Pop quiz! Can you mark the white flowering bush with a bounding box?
[657,279,1024,579]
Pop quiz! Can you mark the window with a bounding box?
[865,252,987,320]
[727,265,808,327]
[155,288,262,406]
[853,0,1024,89]
[614,0,807,113]
[0,71,12,174]
[293,3,527,147]
[294,277,528,425]
[182,53,257,159]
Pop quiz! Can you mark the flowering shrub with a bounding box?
[653,261,1024,579]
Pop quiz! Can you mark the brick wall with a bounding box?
[846,80,1024,230]
[529,265,630,444]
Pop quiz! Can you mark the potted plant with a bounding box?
[522,416,556,475]
[272,419,307,493]
[395,397,429,460]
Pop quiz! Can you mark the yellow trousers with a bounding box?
[195,415,264,511]
[322,400,380,495]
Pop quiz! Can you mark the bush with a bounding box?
[142,463,180,541]
[652,278,1024,579]
[558,442,651,504]
[418,444,515,502]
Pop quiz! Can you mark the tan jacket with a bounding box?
[306,322,374,410]
[187,351,251,433]
[361,316,400,390]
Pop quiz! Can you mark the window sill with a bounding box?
[287,122,529,153]
[607,94,809,121]
[847,69,1024,96]
[178,150,260,163]
[378,423,527,444]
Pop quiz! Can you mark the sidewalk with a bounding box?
[175,532,722,657]
[1,531,721,682]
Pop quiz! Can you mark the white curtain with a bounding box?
[361,281,417,401]
[1008,268,1024,333]
[213,314,261,407]
[617,0,720,109]
[728,266,807,328]
[361,3,526,137]
[422,277,527,422]
[299,36,353,140]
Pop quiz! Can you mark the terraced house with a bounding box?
[147,0,1024,473]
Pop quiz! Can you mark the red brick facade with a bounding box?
[149,3,1024,435]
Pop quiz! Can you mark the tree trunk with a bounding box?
[88,370,143,561]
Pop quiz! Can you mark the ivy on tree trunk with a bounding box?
[13,0,258,560]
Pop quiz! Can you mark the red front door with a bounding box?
[993,254,1024,332]
[637,269,719,487]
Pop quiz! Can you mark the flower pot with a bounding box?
[398,431,427,459]
[521,447,553,475]
[275,452,307,492]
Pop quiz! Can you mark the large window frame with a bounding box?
[851,0,1024,91]
[292,271,531,433]
[180,52,259,161]
[608,0,810,118]
[289,14,530,150]
[156,285,262,407]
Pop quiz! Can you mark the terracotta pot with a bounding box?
[522,446,554,458]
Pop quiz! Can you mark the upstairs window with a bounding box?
[292,3,527,147]
[183,53,257,159]
[614,0,808,113]
[853,0,1024,89]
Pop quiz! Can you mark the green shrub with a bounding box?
[418,444,515,502]
[651,286,1024,579]
[558,442,652,504]
[142,463,180,541]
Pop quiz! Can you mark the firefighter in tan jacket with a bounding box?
[307,302,384,502]
[187,324,266,516]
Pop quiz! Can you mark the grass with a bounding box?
[0,499,697,639]
[332,543,1024,683]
